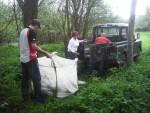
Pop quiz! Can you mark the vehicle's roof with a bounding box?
[94,23,128,28]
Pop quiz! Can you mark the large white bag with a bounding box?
[38,55,78,98]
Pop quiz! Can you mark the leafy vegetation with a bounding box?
[136,7,150,31]
[0,0,123,45]
[0,32,150,113]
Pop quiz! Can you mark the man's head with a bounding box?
[29,19,41,32]
[101,33,107,37]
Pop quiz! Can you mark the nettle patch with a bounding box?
[0,33,150,113]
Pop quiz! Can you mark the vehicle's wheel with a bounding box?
[134,55,140,62]
[134,48,141,62]
[123,52,127,64]
[97,61,107,79]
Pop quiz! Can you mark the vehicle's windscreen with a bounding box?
[95,27,119,37]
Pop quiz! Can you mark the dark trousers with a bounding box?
[67,51,77,60]
[21,58,44,100]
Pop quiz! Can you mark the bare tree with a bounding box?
[13,0,21,36]
[17,0,39,27]
[69,0,97,38]
[82,0,96,39]
[127,0,137,65]
[55,0,98,55]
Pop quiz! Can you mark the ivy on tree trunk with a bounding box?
[127,0,137,65]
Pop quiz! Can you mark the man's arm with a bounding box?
[31,43,52,58]
[28,29,52,58]
[106,38,111,43]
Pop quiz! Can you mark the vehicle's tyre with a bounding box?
[97,61,107,79]
[134,55,140,62]
[134,48,141,62]
[123,52,127,64]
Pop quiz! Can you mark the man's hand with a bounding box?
[45,52,52,59]
[83,39,87,42]
[31,43,53,58]
[76,52,80,56]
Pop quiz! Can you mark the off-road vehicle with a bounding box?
[78,23,142,78]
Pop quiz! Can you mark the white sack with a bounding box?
[38,55,78,98]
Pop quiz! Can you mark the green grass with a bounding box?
[0,32,150,113]
[140,32,150,53]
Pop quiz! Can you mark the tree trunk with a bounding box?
[63,0,71,57]
[17,0,38,27]
[82,0,95,39]
[127,0,137,65]
[82,14,89,39]
[13,0,20,36]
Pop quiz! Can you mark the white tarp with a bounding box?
[38,55,78,98]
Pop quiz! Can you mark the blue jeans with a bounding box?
[67,52,77,60]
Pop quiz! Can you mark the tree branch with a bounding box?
[38,0,45,7]
[16,0,24,10]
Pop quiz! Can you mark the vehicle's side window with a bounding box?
[121,28,127,40]
[107,28,119,35]
[97,28,101,37]
[122,28,127,35]
[93,28,98,38]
